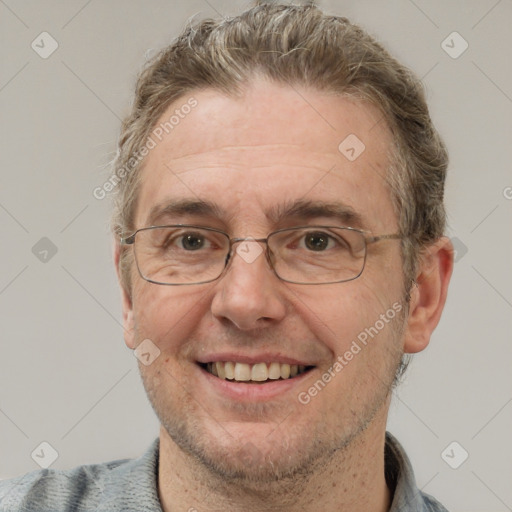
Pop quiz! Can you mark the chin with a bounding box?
[172,422,324,483]
[156,400,345,485]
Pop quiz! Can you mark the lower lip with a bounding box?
[197,364,314,402]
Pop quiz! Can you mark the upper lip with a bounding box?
[196,352,317,366]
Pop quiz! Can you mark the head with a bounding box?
[112,4,453,484]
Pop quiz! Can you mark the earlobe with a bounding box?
[122,305,137,350]
[120,287,137,350]
[402,237,454,354]
[113,238,137,350]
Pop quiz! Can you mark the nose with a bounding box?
[210,239,287,330]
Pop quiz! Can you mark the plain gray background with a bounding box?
[1,1,511,510]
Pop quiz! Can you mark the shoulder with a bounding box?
[0,438,161,512]
[420,491,450,511]
[0,457,129,512]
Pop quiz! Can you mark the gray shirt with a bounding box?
[0,432,448,511]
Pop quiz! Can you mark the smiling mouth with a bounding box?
[200,361,315,383]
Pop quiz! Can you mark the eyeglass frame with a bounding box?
[120,224,403,286]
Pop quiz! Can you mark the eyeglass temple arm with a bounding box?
[120,234,136,245]
[365,233,402,244]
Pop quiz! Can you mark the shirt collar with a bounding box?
[386,431,446,511]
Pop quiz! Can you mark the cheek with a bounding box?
[291,278,403,357]
[132,283,214,351]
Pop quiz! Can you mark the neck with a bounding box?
[158,413,392,512]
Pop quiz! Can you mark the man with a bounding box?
[0,3,453,511]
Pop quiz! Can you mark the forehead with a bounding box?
[135,79,397,232]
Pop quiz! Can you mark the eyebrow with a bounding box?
[266,199,365,229]
[146,199,223,226]
[145,198,365,230]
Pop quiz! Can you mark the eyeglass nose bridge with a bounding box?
[229,236,268,246]
[224,236,274,269]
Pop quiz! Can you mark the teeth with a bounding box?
[268,362,281,380]
[205,361,311,382]
[215,361,225,379]
[234,362,251,381]
[251,363,268,381]
[224,361,235,379]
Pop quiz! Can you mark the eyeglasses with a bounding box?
[120,225,402,286]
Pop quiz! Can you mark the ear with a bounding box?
[402,237,454,354]
[113,238,137,350]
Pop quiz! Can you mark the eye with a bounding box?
[180,233,205,251]
[159,230,212,252]
[302,231,339,251]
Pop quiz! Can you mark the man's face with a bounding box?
[120,79,408,480]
